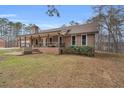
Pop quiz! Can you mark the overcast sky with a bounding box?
[0,5,94,29]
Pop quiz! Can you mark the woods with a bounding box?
[87,5,124,53]
[0,18,33,47]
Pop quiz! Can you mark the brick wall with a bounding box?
[64,36,71,48]
[0,39,5,48]
[76,34,81,46]
[31,25,39,34]
[87,34,95,47]
[64,33,95,47]
[33,47,60,54]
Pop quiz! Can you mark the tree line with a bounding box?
[0,18,34,47]
[87,6,124,53]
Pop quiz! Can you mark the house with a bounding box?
[16,23,99,54]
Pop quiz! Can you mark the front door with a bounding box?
[60,37,63,47]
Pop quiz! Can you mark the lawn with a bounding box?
[0,50,124,88]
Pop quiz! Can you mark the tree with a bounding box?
[14,22,23,35]
[91,5,124,53]
[46,5,60,17]
[0,18,9,36]
[0,17,34,47]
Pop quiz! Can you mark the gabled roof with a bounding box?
[40,22,98,34]
[66,22,98,34]
[18,22,98,37]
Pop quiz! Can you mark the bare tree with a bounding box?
[89,5,124,53]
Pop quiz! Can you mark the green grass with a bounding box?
[0,50,124,87]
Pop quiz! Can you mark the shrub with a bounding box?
[64,46,94,57]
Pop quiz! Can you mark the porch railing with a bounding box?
[20,42,65,48]
[43,42,65,47]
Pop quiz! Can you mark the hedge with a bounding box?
[63,46,94,57]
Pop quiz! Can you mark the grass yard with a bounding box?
[0,50,124,88]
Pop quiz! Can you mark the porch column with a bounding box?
[43,38,46,47]
[44,38,47,47]
[46,35,48,47]
[30,36,32,47]
[34,38,36,47]
[24,36,26,47]
[20,37,21,47]
[38,35,41,47]
[33,38,35,47]
[58,35,60,47]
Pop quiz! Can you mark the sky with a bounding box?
[0,5,94,29]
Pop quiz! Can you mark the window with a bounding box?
[71,35,76,45]
[49,38,52,44]
[82,35,87,45]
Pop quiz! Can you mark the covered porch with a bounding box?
[16,31,66,54]
[30,35,65,48]
[17,31,65,48]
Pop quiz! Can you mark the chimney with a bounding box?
[31,25,39,34]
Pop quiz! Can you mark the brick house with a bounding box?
[16,23,99,54]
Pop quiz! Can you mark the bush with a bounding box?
[64,46,94,57]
